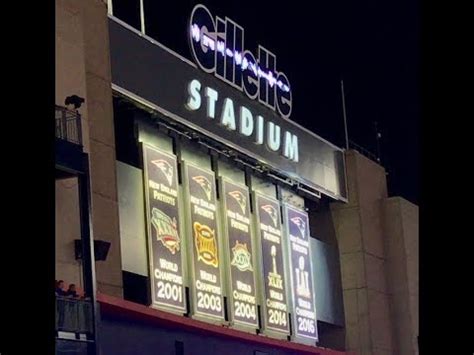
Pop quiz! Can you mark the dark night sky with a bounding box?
[115,0,419,204]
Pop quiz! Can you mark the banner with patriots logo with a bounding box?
[221,179,258,329]
[142,144,186,313]
[254,193,290,336]
[184,162,225,321]
[284,204,318,343]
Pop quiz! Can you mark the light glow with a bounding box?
[191,24,290,93]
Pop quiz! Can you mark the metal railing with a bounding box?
[56,339,90,355]
[56,105,83,146]
[349,140,381,164]
[56,296,93,334]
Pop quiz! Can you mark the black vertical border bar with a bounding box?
[138,142,153,307]
[78,154,98,355]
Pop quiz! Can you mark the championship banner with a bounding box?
[184,163,225,320]
[254,193,290,335]
[220,179,258,329]
[142,144,186,312]
[284,204,318,342]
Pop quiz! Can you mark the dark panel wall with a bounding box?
[100,315,301,355]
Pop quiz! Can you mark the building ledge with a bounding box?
[55,138,87,175]
[97,293,350,355]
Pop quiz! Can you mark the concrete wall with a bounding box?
[330,150,394,355]
[56,0,123,297]
[56,178,83,288]
[55,0,87,288]
[331,150,419,355]
[55,0,89,151]
[383,197,419,355]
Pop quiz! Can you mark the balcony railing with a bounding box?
[56,339,90,355]
[349,140,381,164]
[56,296,93,334]
[56,105,83,146]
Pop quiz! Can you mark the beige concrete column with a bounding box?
[80,0,123,298]
[56,0,123,297]
[56,0,88,288]
[330,150,394,355]
[55,0,89,151]
[383,198,419,355]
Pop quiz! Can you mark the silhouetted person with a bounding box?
[56,280,67,329]
[66,284,79,298]
[56,280,67,296]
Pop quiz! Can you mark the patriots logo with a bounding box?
[228,190,247,214]
[290,216,306,239]
[261,204,278,227]
[151,159,173,186]
[192,175,212,200]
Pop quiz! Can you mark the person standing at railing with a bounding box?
[56,280,67,330]
[66,284,80,298]
[55,280,67,296]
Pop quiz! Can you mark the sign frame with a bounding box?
[108,16,349,202]
[182,160,226,324]
[283,203,319,345]
[219,177,259,332]
[141,142,187,314]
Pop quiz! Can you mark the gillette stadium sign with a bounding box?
[108,6,348,201]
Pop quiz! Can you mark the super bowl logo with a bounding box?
[268,245,283,289]
[192,175,212,200]
[193,222,218,267]
[290,216,306,239]
[231,241,253,272]
[151,208,180,254]
[228,190,247,214]
[151,159,174,186]
[261,204,278,227]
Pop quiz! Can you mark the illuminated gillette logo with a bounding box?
[188,4,292,119]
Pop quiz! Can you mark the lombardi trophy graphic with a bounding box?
[268,245,283,289]
[296,256,310,298]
